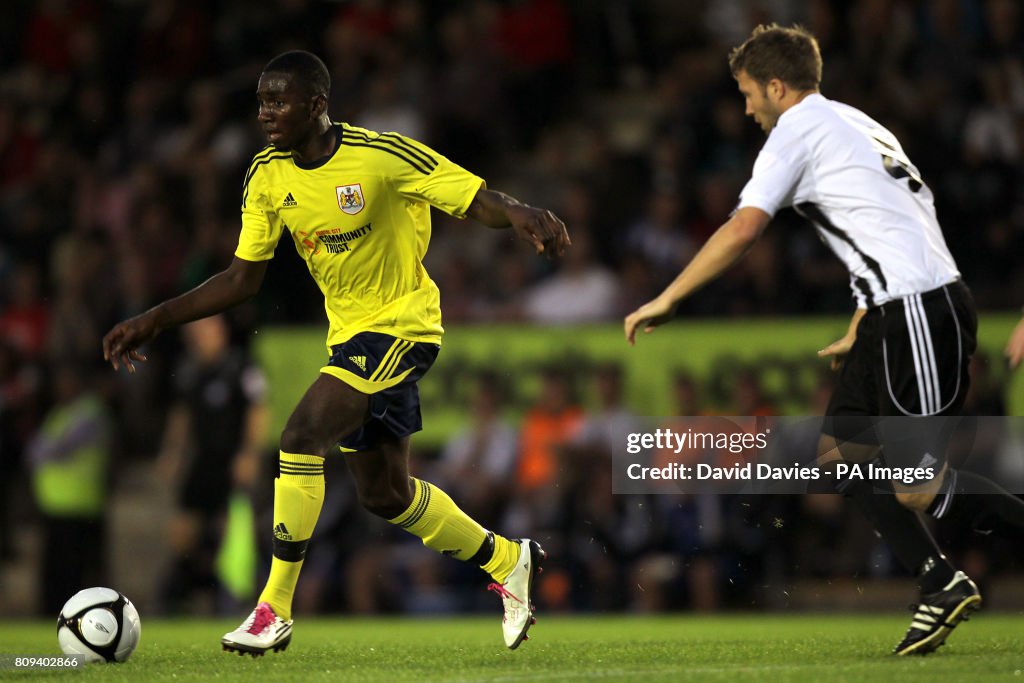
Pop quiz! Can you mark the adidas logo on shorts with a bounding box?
[349,355,367,372]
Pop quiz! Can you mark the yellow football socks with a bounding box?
[388,478,520,582]
[481,533,520,584]
[257,451,325,621]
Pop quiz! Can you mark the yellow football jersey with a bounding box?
[236,123,485,349]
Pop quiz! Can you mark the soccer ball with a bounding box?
[57,587,141,663]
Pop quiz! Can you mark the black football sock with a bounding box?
[845,478,955,593]
[928,469,1024,537]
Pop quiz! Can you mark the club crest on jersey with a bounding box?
[336,184,365,215]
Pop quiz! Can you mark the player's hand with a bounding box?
[508,204,570,258]
[102,313,158,373]
[1007,317,1024,369]
[624,295,676,345]
[817,333,855,371]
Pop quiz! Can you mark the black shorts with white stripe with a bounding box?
[823,280,977,454]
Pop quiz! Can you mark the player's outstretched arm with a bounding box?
[1007,313,1024,370]
[102,257,268,373]
[624,206,770,345]
[465,188,570,258]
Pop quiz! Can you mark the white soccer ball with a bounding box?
[57,587,141,663]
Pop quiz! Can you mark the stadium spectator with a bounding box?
[0,340,42,564]
[514,366,584,498]
[501,365,583,611]
[730,368,777,417]
[154,314,268,615]
[428,6,511,174]
[561,364,653,611]
[354,69,426,142]
[26,362,112,615]
[298,459,384,615]
[416,372,523,612]
[46,229,116,366]
[101,50,567,654]
[522,231,619,324]
[669,371,703,417]
[436,372,519,525]
[626,189,695,285]
[788,371,870,580]
[642,371,724,612]
[0,263,49,360]
[496,0,574,146]
[565,363,640,460]
[135,0,211,83]
[155,79,251,177]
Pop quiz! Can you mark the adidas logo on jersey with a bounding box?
[273,523,292,541]
[349,355,367,372]
[282,192,298,207]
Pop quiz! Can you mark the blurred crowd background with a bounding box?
[1,0,1023,617]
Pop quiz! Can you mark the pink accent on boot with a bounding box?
[248,602,278,635]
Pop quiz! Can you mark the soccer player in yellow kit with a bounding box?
[103,51,569,654]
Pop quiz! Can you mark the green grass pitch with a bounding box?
[1,614,1021,681]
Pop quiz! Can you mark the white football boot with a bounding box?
[221,602,293,657]
[488,538,545,649]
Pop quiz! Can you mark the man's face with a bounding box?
[736,70,780,134]
[256,71,315,150]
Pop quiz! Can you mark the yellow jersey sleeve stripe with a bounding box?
[340,131,436,175]
[242,152,292,191]
[377,132,438,170]
[369,339,414,382]
[241,145,277,180]
[247,144,276,163]
[342,128,438,170]
[341,138,431,174]
[241,153,293,207]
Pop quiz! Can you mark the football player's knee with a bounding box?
[279,424,310,454]
[356,481,413,520]
[895,490,935,511]
[279,421,334,458]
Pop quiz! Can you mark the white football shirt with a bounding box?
[738,93,959,307]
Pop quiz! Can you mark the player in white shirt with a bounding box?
[738,92,959,309]
[625,23,1024,656]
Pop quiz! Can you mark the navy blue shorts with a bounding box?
[320,332,440,452]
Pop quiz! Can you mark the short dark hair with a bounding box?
[728,24,822,91]
[263,50,331,98]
